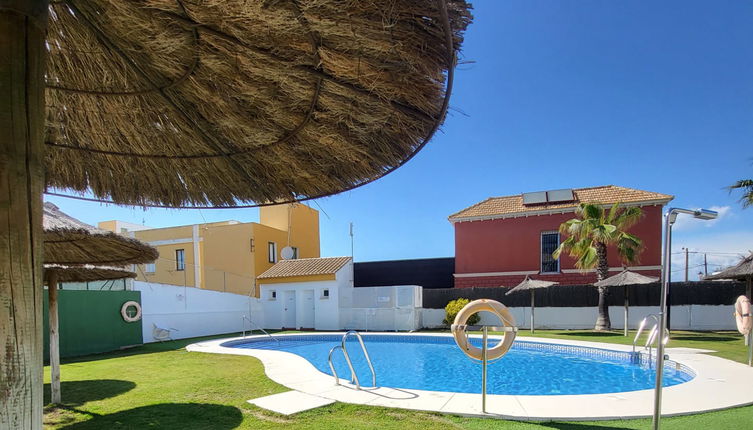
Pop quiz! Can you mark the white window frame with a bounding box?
[269,290,277,301]
[175,249,185,271]
[268,242,277,263]
[145,263,156,274]
[540,231,560,274]
[321,288,329,299]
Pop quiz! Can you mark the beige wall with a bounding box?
[201,223,255,296]
[103,205,319,298]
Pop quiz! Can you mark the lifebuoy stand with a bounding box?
[450,299,518,413]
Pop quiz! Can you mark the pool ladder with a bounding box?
[241,315,279,344]
[632,314,669,364]
[327,330,376,389]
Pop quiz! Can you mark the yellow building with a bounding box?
[98,204,319,297]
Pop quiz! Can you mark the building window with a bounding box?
[268,242,277,263]
[145,263,156,274]
[321,289,329,299]
[291,246,299,259]
[176,249,185,271]
[541,232,560,273]
[269,290,277,301]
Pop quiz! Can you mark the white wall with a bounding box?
[422,305,737,331]
[135,281,260,342]
[342,285,423,331]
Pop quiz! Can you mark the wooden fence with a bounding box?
[422,281,746,309]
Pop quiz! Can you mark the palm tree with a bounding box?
[728,179,753,208]
[553,203,643,331]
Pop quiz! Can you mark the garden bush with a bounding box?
[443,298,480,326]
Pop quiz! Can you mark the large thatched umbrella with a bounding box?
[704,253,753,298]
[505,276,559,334]
[593,270,658,337]
[42,202,155,405]
[704,253,753,348]
[2,1,472,426]
[43,264,137,406]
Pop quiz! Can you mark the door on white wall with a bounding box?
[283,291,297,329]
[301,289,315,329]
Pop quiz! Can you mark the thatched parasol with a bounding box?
[44,264,137,283]
[593,270,658,336]
[43,203,154,406]
[505,276,558,334]
[43,1,473,207]
[43,202,159,265]
[2,1,472,426]
[704,253,753,298]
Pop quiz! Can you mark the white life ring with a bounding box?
[121,301,142,322]
[451,299,516,361]
[734,295,752,336]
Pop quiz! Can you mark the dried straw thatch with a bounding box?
[505,276,558,294]
[593,270,658,288]
[704,253,753,281]
[43,202,158,265]
[44,265,136,283]
[44,0,473,207]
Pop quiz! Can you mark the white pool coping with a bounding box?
[186,332,753,421]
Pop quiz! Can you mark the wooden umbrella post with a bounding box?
[48,272,61,404]
[0,1,48,429]
[530,289,535,334]
[624,286,629,337]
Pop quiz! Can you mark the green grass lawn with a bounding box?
[44,330,753,429]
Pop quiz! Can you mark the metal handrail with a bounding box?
[633,314,669,363]
[342,330,377,389]
[328,345,351,386]
[242,315,279,343]
[326,330,376,389]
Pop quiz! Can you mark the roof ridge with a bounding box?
[449,185,674,221]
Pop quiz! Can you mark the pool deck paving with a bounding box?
[187,332,753,420]
[247,390,335,415]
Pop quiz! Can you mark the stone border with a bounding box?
[187,332,753,421]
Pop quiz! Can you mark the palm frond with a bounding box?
[612,205,643,229]
[728,179,753,208]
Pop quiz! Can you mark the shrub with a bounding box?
[443,298,480,326]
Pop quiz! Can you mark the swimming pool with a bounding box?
[224,334,694,395]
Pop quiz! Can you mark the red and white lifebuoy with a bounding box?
[734,295,752,336]
[121,301,142,322]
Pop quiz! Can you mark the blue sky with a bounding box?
[47,0,753,279]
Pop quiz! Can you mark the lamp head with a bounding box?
[693,209,718,220]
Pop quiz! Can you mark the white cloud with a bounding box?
[671,205,732,231]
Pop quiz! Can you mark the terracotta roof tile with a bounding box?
[257,256,351,279]
[449,186,673,221]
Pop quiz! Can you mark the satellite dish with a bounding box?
[281,246,295,260]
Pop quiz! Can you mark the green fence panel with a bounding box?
[43,290,143,359]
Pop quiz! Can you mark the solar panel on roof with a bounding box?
[546,189,575,203]
[522,191,547,205]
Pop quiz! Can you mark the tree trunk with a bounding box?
[0,1,48,429]
[594,242,611,331]
[48,273,61,404]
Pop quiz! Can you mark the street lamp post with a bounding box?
[653,207,717,430]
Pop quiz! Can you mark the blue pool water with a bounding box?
[226,335,694,395]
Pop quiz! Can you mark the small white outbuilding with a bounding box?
[257,257,353,330]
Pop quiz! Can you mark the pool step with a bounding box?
[247,390,335,415]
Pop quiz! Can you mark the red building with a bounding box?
[449,185,673,288]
